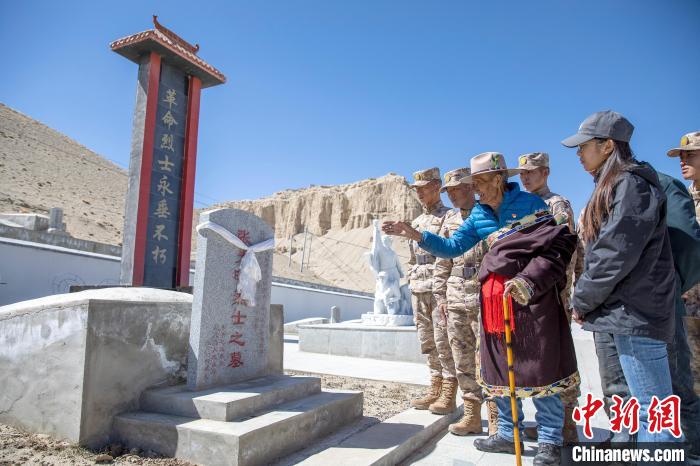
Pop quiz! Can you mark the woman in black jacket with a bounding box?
[562,111,681,444]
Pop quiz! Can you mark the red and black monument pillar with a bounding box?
[112,16,226,288]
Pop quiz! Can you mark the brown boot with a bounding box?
[448,398,483,435]
[429,378,458,414]
[487,400,499,436]
[411,375,442,410]
[563,407,579,445]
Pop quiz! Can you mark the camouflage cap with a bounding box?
[667,131,700,157]
[410,167,441,187]
[440,167,471,192]
[518,152,549,170]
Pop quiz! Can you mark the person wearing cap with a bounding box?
[432,168,494,435]
[562,110,680,445]
[668,131,700,222]
[404,167,457,414]
[518,152,580,445]
[384,153,579,465]
[668,132,700,319]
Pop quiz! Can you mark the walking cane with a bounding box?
[503,294,523,466]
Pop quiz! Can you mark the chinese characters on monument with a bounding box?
[111,15,226,288]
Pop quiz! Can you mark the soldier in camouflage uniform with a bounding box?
[519,152,580,445]
[432,168,495,435]
[668,131,700,319]
[667,132,700,408]
[406,167,455,413]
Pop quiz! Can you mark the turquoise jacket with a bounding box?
[418,182,547,259]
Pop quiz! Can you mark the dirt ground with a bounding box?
[0,373,427,466]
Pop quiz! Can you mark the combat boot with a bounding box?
[474,433,523,455]
[411,375,442,410]
[429,377,458,414]
[563,407,579,445]
[487,400,499,436]
[448,398,483,435]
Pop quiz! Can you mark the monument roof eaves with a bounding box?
[110,29,227,88]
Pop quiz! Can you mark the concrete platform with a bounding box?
[299,403,463,466]
[114,375,363,466]
[140,375,321,421]
[298,322,426,363]
[285,334,430,385]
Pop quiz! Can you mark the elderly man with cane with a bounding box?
[384,152,578,466]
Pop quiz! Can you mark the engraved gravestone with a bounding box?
[187,208,274,390]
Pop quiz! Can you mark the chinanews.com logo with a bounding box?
[573,393,682,439]
[565,393,687,465]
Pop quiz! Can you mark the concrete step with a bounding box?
[114,389,363,466]
[140,375,321,421]
[298,402,463,466]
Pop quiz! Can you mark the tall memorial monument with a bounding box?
[111,16,226,288]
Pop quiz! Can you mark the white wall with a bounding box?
[0,237,372,321]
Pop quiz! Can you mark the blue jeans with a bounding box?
[613,334,681,443]
[496,394,564,446]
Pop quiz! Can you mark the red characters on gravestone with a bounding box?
[232,309,247,325]
[229,331,245,347]
[228,352,243,368]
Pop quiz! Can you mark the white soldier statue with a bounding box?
[365,219,413,320]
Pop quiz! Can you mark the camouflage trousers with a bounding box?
[443,307,483,402]
[412,292,455,378]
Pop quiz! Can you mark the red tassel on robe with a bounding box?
[481,273,515,334]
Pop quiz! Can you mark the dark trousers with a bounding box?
[594,309,700,453]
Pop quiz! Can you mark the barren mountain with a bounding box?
[0,103,127,245]
[1,103,422,292]
[202,174,423,291]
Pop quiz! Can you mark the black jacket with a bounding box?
[657,171,700,323]
[573,163,675,343]
[657,172,700,296]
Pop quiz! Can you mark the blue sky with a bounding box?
[2,1,699,216]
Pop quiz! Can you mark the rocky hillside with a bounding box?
[1,103,423,291]
[201,175,423,291]
[0,103,127,245]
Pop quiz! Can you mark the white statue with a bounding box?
[366,220,412,316]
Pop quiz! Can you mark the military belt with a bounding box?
[451,265,478,278]
[415,255,435,265]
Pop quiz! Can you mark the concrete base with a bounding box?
[114,375,363,466]
[360,313,414,326]
[283,317,329,335]
[299,402,463,465]
[298,322,426,363]
[0,288,285,449]
[0,287,192,448]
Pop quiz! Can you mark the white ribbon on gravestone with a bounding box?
[196,220,275,306]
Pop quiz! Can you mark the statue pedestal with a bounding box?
[360,313,414,327]
[298,322,425,363]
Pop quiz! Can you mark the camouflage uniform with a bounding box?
[519,153,580,411]
[433,207,485,401]
[690,183,700,222]
[534,186,576,313]
[668,133,700,317]
[409,200,452,377]
[685,183,700,318]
